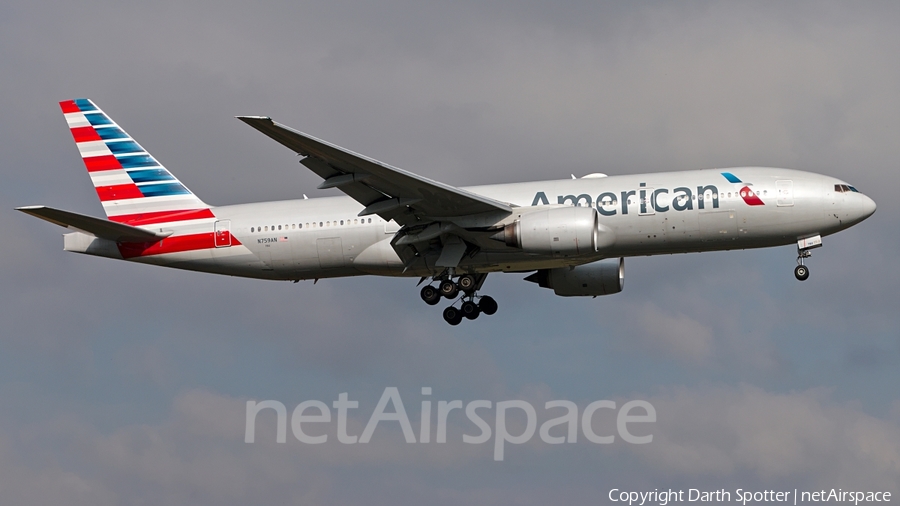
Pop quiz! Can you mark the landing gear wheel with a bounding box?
[443,306,463,325]
[457,274,477,293]
[439,280,459,299]
[461,300,480,320]
[478,296,498,316]
[794,265,809,281]
[420,285,441,305]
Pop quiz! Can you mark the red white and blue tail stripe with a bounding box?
[60,99,214,225]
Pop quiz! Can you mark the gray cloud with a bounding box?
[2,384,897,505]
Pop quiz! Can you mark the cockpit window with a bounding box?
[835,184,856,193]
[848,185,859,193]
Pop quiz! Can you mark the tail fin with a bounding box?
[59,99,212,225]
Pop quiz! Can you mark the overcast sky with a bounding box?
[2,1,899,504]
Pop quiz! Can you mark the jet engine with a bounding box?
[491,206,614,257]
[524,258,624,297]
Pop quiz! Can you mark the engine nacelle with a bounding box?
[493,206,614,257]
[525,258,624,297]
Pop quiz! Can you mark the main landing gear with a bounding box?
[419,273,497,325]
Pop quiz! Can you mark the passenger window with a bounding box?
[264,226,268,231]
[251,227,254,232]
[368,218,372,223]
[340,220,344,225]
[320,222,323,227]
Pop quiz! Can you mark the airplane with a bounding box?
[17,99,877,325]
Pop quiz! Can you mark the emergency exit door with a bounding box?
[776,180,794,207]
[214,220,232,247]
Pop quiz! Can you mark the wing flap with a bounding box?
[17,206,171,243]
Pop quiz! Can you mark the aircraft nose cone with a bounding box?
[861,194,877,219]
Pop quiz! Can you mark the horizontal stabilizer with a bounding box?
[16,206,170,243]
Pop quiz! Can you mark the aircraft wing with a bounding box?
[236,116,513,225]
[16,206,171,243]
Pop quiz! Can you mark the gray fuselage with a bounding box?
[129,167,873,281]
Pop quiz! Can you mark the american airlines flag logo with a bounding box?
[279,236,288,242]
[721,172,765,206]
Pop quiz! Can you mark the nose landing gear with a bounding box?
[794,235,821,281]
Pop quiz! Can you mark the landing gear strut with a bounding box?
[794,236,821,281]
[421,273,498,325]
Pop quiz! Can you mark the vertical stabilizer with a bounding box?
[59,99,213,225]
